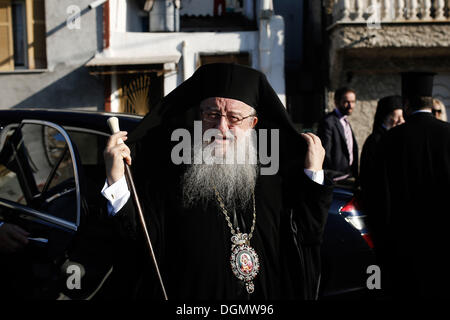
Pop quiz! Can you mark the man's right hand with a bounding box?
[104,131,132,186]
[300,132,325,172]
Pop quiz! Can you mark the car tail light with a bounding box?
[341,197,361,212]
[339,197,374,249]
[361,233,374,249]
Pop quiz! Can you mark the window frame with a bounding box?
[0,0,46,71]
[11,0,28,69]
[0,120,81,231]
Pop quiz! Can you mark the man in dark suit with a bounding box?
[367,72,450,298]
[317,87,359,182]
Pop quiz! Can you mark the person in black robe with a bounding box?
[360,95,404,206]
[102,63,333,300]
[366,72,450,298]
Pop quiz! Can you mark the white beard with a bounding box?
[182,134,258,210]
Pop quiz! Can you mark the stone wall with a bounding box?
[330,24,450,50]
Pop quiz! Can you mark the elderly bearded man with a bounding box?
[102,64,333,300]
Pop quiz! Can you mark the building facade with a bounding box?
[324,0,450,152]
[0,0,105,110]
[0,0,286,115]
[89,0,285,115]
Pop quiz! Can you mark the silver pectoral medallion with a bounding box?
[230,233,260,294]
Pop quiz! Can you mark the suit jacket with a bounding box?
[317,111,359,179]
[366,112,450,298]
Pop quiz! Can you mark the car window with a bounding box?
[0,164,26,204]
[0,122,80,225]
[66,130,107,166]
[65,130,108,211]
[0,128,26,205]
[26,125,75,193]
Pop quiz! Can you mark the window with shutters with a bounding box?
[0,0,46,71]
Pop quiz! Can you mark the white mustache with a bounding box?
[207,131,236,143]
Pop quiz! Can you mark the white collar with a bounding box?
[411,109,432,115]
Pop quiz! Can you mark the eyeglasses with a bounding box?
[201,111,256,126]
[433,109,442,115]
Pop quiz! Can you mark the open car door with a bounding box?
[0,120,113,299]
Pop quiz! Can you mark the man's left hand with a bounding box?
[301,133,325,172]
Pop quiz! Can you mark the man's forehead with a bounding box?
[342,92,356,101]
[200,97,255,113]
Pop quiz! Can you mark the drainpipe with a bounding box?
[102,0,110,50]
[182,40,189,81]
[103,0,111,111]
[259,0,274,74]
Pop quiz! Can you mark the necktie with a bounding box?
[342,117,353,166]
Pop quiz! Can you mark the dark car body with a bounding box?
[0,109,141,299]
[319,186,377,299]
[0,109,376,299]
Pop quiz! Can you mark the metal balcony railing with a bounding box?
[331,0,450,24]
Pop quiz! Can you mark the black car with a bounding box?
[0,109,376,299]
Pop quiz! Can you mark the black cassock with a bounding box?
[366,112,450,298]
[106,134,333,300]
[360,125,387,206]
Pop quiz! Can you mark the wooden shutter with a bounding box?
[0,0,14,71]
[26,0,46,69]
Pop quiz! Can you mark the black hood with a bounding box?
[127,63,307,176]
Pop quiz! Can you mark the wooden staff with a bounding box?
[107,117,168,300]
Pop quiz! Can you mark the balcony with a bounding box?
[326,0,450,87]
[329,0,450,26]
